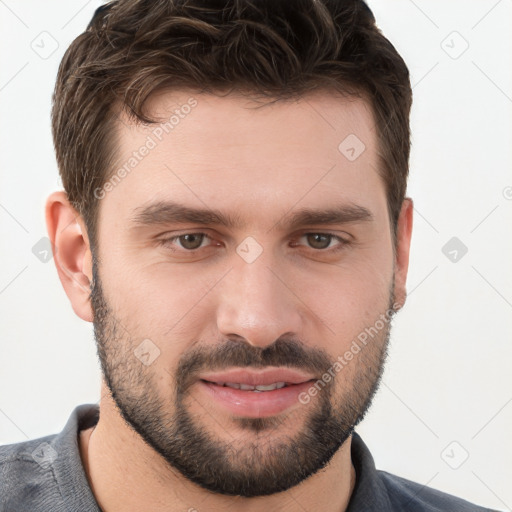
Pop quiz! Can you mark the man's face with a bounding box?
[90,90,401,496]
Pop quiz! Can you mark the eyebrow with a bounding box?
[130,200,373,231]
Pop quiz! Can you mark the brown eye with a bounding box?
[306,233,333,249]
[177,233,206,250]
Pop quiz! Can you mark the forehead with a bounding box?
[136,88,377,161]
[101,89,384,228]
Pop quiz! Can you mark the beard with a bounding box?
[90,255,395,497]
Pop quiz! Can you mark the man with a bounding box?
[0,0,498,511]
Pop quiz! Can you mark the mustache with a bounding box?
[175,337,333,394]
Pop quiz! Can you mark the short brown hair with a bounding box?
[52,0,412,250]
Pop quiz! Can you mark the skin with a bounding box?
[46,89,413,512]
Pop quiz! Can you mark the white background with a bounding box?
[1,1,511,510]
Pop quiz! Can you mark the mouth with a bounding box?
[201,381,292,392]
[197,368,316,418]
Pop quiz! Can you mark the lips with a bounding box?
[197,367,316,418]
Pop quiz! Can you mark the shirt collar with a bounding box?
[346,431,393,511]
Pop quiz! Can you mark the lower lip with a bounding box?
[198,380,314,418]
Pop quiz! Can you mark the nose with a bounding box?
[216,252,304,349]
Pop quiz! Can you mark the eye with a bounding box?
[295,233,348,251]
[159,233,212,251]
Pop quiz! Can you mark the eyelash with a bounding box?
[157,232,350,253]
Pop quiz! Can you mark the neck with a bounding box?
[80,389,356,512]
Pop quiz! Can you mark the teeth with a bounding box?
[220,382,287,391]
[255,382,285,391]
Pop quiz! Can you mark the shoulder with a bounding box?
[378,470,498,512]
[0,434,65,511]
[349,432,498,512]
[0,404,99,512]
[0,434,59,482]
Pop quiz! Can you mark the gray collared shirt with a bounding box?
[0,404,499,511]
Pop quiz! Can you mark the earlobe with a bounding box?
[45,191,94,322]
[393,198,413,310]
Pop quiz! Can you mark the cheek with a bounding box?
[297,251,394,353]
[99,257,227,341]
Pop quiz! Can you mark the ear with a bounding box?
[393,198,413,310]
[45,191,94,322]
